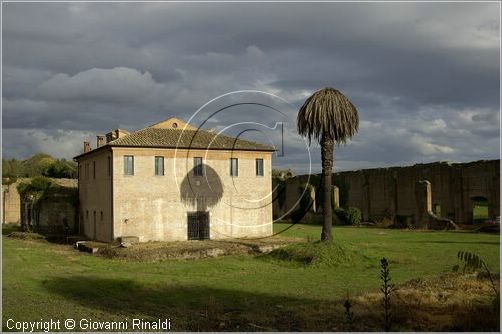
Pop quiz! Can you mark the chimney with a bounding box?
[84,141,91,153]
[114,129,130,139]
[106,129,130,143]
[96,135,105,148]
[106,132,115,143]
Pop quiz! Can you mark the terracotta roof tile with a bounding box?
[108,128,275,151]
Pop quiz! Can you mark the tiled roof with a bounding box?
[108,128,276,151]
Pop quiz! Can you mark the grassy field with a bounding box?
[473,204,489,223]
[2,223,500,331]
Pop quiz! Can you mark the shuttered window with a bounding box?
[155,156,164,176]
[124,155,134,175]
[256,158,264,176]
[193,157,203,176]
[230,158,238,177]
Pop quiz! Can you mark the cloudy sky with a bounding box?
[2,2,500,173]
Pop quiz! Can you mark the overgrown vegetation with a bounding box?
[16,176,78,232]
[334,207,362,225]
[453,250,499,310]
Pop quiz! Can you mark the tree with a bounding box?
[297,87,359,241]
[21,153,55,177]
[44,159,77,178]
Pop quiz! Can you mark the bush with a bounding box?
[334,207,362,225]
[394,215,414,229]
[43,159,77,178]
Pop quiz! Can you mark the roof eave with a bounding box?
[108,144,276,152]
[73,145,112,161]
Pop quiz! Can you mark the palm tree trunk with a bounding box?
[320,132,334,242]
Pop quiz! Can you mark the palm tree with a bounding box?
[297,87,359,242]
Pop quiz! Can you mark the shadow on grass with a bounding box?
[41,276,332,331]
[410,240,500,245]
[2,224,21,235]
[39,275,500,332]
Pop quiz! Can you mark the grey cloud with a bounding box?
[2,2,499,172]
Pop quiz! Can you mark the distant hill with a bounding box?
[2,153,77,182]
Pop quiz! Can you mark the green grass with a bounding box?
[473,204,489,222]
[2,223,499,331]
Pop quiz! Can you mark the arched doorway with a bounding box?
[471,196,489,224]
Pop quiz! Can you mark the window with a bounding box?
[86,210,89,220]
[124,155,134,175]
[155,156,164,176]
[93,161,96,179]
[100,211,103,221]
[256,158,264,176]
[230,158,238,177]
[107,156,111,176]
[193,157,203,176]
[85,163,89,180]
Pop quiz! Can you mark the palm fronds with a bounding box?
[297,87,359,144]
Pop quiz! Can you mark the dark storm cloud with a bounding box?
[2,2,499,170]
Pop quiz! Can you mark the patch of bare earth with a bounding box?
[98,236,303,262]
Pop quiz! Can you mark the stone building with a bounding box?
[73,117,275,242]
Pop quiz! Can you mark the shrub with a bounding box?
[335,207,362,225]
[394,215,414,229]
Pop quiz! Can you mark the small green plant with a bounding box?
[380,258,394,331]
[453,251,499,310]
[334,207,362,225]
[343,295,354,330]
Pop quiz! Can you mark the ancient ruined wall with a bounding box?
[3,178,77,226]
[2,181,23,224]
[17,178,78,233]
[34,186,78,233]
[276,159,500,225]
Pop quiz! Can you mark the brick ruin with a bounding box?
[274,159,500,226]
[3,178,78,234]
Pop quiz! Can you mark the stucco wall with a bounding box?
[110,147,273,242]
[78,149,113,241]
